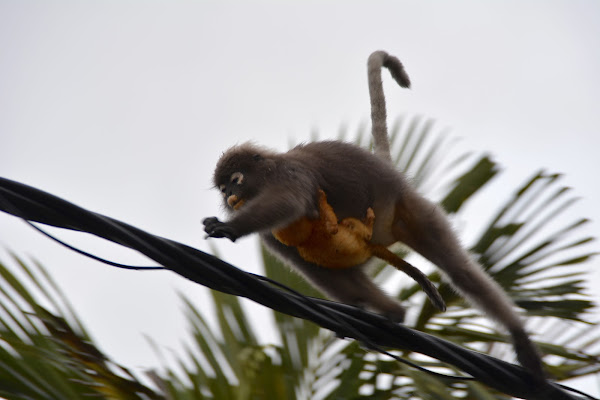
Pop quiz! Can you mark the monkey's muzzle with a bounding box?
[227,195,245,210]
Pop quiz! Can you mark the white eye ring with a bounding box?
[219,184,226,193]
[230,172,244,185]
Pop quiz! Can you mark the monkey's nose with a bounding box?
[226,195,237,207]
[227,195,245,210]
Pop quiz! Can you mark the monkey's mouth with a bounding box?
[227,195,245,210]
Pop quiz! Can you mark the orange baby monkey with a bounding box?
[273,190,446,311]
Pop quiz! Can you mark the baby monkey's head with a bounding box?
[213,142,277,212]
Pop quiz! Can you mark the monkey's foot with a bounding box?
[511,328,546,382]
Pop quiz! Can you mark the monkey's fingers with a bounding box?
[202,216,221,235]
[202,216,220,226]
[202,217,239,242]
[206,226,239,242]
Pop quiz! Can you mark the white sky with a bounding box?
[1,0,599,396]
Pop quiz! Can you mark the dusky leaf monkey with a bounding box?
[203,50,544,378]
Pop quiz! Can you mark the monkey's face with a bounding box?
[218,171,248,211]
[213,144,271,212]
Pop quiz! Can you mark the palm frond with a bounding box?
[0,254,162,399]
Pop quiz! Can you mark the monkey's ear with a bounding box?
[252,153,263,161]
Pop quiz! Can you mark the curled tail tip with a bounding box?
[384,56,411,89]
[368,50,411,89]
[393,70,411,89]
[368,49,388,59]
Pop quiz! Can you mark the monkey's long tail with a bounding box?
[370,244,446,312]
[367,50,411,163]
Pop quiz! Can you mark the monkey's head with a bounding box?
[213,143,276,212]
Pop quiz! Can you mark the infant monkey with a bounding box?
[203,50,544,379]
[273,189,446,312]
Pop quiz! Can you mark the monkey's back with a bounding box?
[286,141,406,224]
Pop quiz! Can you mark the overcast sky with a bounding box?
[1,0,599,396]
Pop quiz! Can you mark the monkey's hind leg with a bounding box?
[391,193,545,378]
[370,245,446,312]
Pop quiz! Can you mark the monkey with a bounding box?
[203,50,544,378]
[272,189,446,311]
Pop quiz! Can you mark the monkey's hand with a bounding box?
[203,217,240,242]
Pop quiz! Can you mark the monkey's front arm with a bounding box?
[203,186,317,242]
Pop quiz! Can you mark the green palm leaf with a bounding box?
[0,254,162,399]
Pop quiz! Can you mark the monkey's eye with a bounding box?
[230,172,244,185]
[219,184,226,194]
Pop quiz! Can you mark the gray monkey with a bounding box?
[203,51,544,379]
